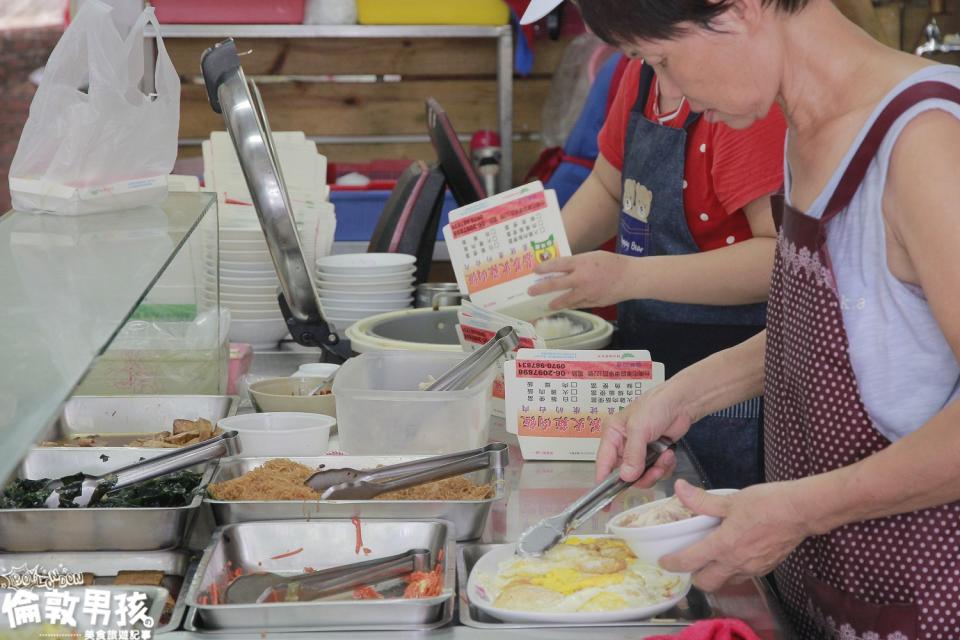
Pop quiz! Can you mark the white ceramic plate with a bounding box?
[219,283,280,296]
[207,260,274,272]
[466,538,691,624]
[316,267,416,283]
[215,268,278,279]
[316,253,416,275]
[216,274,279,285]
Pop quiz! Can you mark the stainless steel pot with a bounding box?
[415,283,464,310]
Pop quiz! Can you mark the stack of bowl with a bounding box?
[201,226,288,350]
[315,253,416,333]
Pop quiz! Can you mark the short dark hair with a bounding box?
[575,0,810,45]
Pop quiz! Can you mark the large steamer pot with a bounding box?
[345,306,613,354]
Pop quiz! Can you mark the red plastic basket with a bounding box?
[151,0,305,24]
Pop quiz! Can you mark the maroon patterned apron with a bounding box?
[764,81,960,640]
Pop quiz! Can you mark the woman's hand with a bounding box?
[660,479,815,591]
[528,251,637,310]
[596,381,696,484]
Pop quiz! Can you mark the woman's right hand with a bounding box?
[596,380,697,484]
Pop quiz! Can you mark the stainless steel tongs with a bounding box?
[424,326,519,391]
[516,436,676,556]
[223,548,432,604]
[44,431,241,508]
[304,442,508,500]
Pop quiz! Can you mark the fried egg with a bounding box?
[477,537,684,613]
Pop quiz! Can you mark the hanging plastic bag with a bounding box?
[9,0,180,215]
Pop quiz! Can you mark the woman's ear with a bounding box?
[712,0,765,35]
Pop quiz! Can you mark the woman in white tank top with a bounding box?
[570,0,960,637]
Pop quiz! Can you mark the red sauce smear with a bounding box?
[351,516,364,555]
[352,585,384,599]
[270,547,304,560]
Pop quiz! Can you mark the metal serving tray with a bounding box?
[37,395,238,449]
[0,449,216,552]
[206,455,506,541]
[184,519,456,632]
[0,550,194,633]
[457,544,714,629]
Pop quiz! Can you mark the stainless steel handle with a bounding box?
[565,436,676,530]
[261,548,430,602]
[425,326,519,391]
[105,431,240,491]
[321,452,492,500]
[357,442,507,482]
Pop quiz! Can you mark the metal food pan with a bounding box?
[0,550,193,633]
[0,449,216,552]
[37,395,238,449]
[185,519,456,631]
[205,455,506,541]
[457,544,714,629]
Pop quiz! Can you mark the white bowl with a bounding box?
[317,289,414,302]
[206,238,268,248]
[222,301,280,312]
[465,537,691,624]
[217,274,279,285]
[216,268,278,279]
[230,311,283,321]
[316,253,415,275]
[228,318,289,350]
[216,228,266,242]
[220,283,279,296]
[317,268,416,283]
[295,363,340,378]
[209,260,274,272]
[321,302,411,314]
[317,279,415,292]
[607,489,740,566]
[218,249,272,262]
[218,412,335,457]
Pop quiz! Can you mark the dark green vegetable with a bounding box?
[1,471,202,509]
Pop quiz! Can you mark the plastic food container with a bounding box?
[356,0,508,25]
[152,0,306,24]
[332,351,493,455]
[217,412,334,457]
[607,489,740,567]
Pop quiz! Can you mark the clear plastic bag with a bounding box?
[9,0,180,215]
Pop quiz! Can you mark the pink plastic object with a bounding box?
[152,0,306,24]
[227,343,253,395]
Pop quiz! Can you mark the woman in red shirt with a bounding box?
[522,1,786,490]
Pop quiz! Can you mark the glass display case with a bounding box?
[0,191,218,481]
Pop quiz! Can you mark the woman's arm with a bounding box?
[660,109,960,591]
[530,193,777,309]
[597,331,767,482]
[561,154,623,254]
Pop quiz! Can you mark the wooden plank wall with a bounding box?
[166,34,575,185]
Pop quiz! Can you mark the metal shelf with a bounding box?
[148,24,514,191]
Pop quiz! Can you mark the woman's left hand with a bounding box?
[660,479,815,591]
[528,251,636,310]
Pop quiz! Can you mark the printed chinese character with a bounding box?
[118,631,130,640]
[107,630,119,640]
[84,631,95,640]
[82,589,112,626]
[2,590,41,628]
[96,630,107,640]
[114,592,153,628]
[44,589,80,627]
[521,415,536,431]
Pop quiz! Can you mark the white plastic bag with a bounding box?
[9,0,180,215]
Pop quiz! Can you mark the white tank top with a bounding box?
[784,64,960,443]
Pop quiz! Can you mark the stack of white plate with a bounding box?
[201,227,288,350]
[315,253,417,332]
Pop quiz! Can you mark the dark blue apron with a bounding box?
[617,64,765,489]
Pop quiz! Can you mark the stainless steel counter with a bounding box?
[166,351,790,638]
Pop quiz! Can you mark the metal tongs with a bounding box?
[305,442,508,500]
[44,431,241,508]
[424,326,519,391]
[224,548,431,604]
[516,437,676,557]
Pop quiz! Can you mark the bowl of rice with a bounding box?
[607,489,739,567]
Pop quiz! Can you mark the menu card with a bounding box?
[442,181,571,321]
[504,349,665,460]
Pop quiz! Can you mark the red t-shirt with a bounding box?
[599,60,786,251]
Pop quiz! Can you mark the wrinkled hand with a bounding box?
[528,251,636,310]
[596,382,694,484]
[660,479,814,592]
